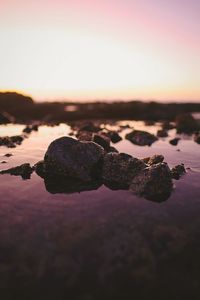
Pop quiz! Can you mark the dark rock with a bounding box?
[169,138,180,146]
[93,133,110,151]
[4,153,13,157]
[106,131,122,143]
[157,129,168,138]
[0,135,24,148]
[44,137,104,181]
[143,155,164,165]
[161,121,175,130]
[194,133,200,144]
[130,162,173,202]
[34,160,46,178]
[102,152,146,188]
[126,130,158,146]
[171,164,186,180]
[1,161,7,164]
[0,163,33,179]
[176,113,199,133]
[23,124,39,134]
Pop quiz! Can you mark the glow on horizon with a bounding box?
[0,0,199,102]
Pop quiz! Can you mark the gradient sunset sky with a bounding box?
[0,0,199,101]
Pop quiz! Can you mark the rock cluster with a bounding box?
[34,137,176,201]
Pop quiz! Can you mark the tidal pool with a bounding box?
[0,122,200,300]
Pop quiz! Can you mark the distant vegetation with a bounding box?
[0,91,200,123]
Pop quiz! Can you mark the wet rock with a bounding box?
[93,133,110,151]
[171,164,186,180]
[176,113,199,133]
[4,153,13,157]
[143,155,164,166]
[106,131,122,143]
[0,163,33,179]
[126,130,158,146]
[157,129,168,138]
[169,138,180,146]
[0,135,24,148]
[102,152,146,188]
[130,163,173,202]
[161,121,175,130]
[194,133,200,144]
[23,124,39,134]
[44,137,104,181]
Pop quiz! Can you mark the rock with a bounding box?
[4,153,13,157]
[194,133,200,144]
[176,113,199,133]
[1,161,7,164]
[102,152,146,188]
[169,138,180,146]
[106,131,122,143]
[130,163,173,202]
[125,130,158,146]
[143,155,164,165]
[44,137,104,181]
[161,121,174,130]
[171,164,186,180]
[23,124,39,134]
[157,129,168,138]
[93,133,110,151]
[0,135,24,148]
[144,120,155,126]
[0,163,33,179]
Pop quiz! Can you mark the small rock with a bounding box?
[1,161,7,164]
[171,164,186,180]
[102,152,146,188]
[126,130,158,146]
[0,163,33,179]
[157,129,168,138]
[130,163,173,202]
[0,135,24,148]
[106,131,122,143]
[44,137,104,181]
[4,153,13,157]
[23,124,39,134]
[169,138,180,146]
[161,121,174,130]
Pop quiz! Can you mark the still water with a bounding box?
[0,122,200,300]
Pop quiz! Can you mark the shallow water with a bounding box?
[0,122,200,300]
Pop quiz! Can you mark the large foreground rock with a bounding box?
[44,137,104,181]
[130,163,173,201]
[126,130,158,146]
[102,152,146,188]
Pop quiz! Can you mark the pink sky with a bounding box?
[0,0,199,101]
